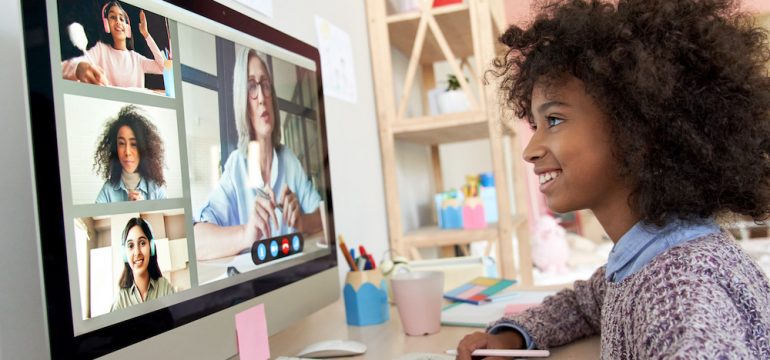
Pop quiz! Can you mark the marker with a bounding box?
[338,235,358,271]
[481,292,521,304]
[356,256,367,271]
[445,349,550,357]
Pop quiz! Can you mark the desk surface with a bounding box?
[269,299,599,359]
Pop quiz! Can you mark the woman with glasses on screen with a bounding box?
[193,45,322,261]
[93,105,166,203]
[61,1,165,88]
[111,217,175,311]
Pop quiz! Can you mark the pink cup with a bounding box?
[391,271,444,336]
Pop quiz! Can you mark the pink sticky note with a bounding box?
[235,304,270,360]
[504,303,539,316]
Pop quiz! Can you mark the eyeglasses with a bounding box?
[248,79,272,99]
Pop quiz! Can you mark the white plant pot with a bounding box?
[437,90,470,114]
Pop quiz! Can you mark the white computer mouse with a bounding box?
[296,339,367,358]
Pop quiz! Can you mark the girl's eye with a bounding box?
[546,116,564,128]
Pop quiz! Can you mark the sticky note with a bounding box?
[235,303,270,360]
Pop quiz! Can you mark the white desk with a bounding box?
[269,299,599,359]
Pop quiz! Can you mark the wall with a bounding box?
[504,0,770,27]
[0,0,385,358]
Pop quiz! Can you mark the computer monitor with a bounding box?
[20,0,339,358]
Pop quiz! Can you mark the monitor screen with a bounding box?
[21,0,337,357]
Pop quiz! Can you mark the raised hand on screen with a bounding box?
[138,10,149,39]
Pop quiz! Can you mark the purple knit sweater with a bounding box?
[489,232,770,358]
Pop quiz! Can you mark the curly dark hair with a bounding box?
[493,0,770,225]
[93,105,165,186]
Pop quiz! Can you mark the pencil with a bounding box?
[338,235,359,271]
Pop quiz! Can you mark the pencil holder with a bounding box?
[343,269,390,326]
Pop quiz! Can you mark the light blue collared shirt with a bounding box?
[490,217,720,348]
[606,218,720,282]
[95,176,166,203]
[195,146,321,238]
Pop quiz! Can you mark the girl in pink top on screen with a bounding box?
[61,1,164,88]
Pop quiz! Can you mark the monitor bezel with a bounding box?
[20,0,336,358]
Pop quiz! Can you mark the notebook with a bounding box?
[441,290,555,328]
[443,277,516,305]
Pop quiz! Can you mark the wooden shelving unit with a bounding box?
[365,0,534,283]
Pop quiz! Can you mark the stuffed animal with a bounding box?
[531,215,570,274]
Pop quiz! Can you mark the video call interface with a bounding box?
[51,0,332,333]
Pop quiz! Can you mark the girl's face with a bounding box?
[125,225,151,278]
[106,5,129,43]
[524,76,631,217]
[246,54,275,142]
[117,125,140,173]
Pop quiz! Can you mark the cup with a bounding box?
[162,60,175,97]
[391,271,444,336]
[343,269,389,326]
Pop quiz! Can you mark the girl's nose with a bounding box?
[523,130,545,163]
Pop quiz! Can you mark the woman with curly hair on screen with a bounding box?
[455,0,770,358]
[94,104,166,203]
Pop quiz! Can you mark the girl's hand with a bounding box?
[75,62,109,86]
[138,10,149,38]
[278,185,302,231]
[456,330,525,360]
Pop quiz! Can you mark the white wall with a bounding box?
[1,0,386,358]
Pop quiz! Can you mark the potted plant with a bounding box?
[437,74,470,114]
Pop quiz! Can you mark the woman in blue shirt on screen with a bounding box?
[193,45,322,260]
[94,105,167,203]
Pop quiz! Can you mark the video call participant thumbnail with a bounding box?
[193,46,322,260]
[61,1,165,88]
[112,217,175,311]
[93,105,167,203]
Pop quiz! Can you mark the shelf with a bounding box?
[392,110,488,144]
[367,0,531,282]
[404,214,526,248]
[387,4,474,64]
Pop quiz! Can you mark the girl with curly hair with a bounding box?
[94,105,166,202]
[457,0,770,358]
